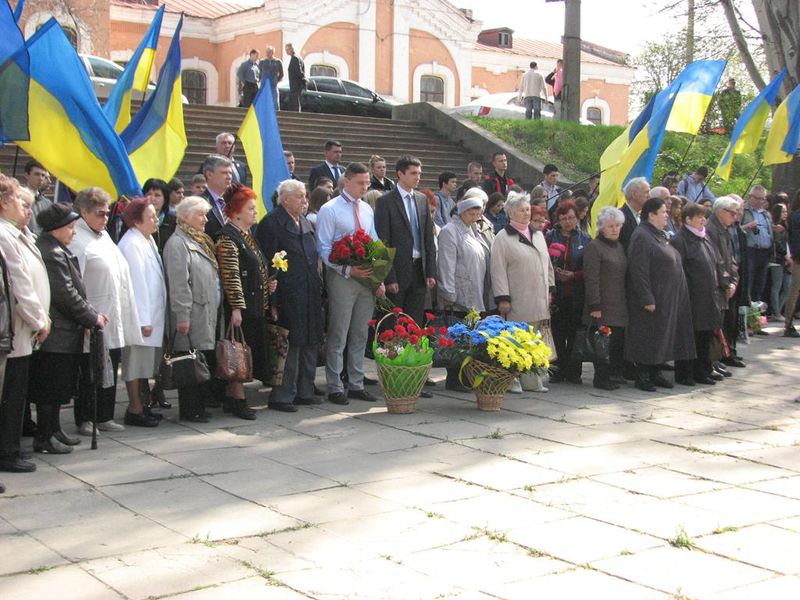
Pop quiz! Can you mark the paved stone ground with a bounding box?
[2,324,800,599]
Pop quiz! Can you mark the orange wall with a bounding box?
[302,22,359,81]
[21,0,110,55]
[375,0,394,95]
[471,66,524,96]
[409,29,460,105]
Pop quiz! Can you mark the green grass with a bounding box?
[712,526,739,535]
[471,117,771,196]
[669,526,694,550]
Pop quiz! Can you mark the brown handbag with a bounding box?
[215,324,253,382]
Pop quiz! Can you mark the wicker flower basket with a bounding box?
[461,359,515,412]
[373,311,433,414]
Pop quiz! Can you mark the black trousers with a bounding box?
[675,329,713,381]
[75,347,121,426]
[0,356,30,460]
[552,295,583,379]
[287,86,302,111]
[242,81,259,108]
[177,350,221,418]
[593,326,625,384]
[387,260,427,327]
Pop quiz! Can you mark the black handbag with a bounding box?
[159,331,211,390]
[572,322,611,363]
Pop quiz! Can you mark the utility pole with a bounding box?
[562,0,582,121]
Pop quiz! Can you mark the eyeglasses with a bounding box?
[93,209,111,217]
[723,209,738,215]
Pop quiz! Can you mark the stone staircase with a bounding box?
[0,105,481,193]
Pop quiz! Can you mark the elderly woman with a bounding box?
[216,184,277,420]
[118,199,166,427]
[256,180,323,411]
[547,200,592,384]
[492,192,554,392]
[70,187,142,434]
[438,196,491,391]
[626,198,695,391]
[672,202,726,386]
[0,175,50,473]
[30,204,106,453]
[163,196,223,422]
[583,207,628,390]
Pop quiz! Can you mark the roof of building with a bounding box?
[112,0,261,20]
[476,37,627,67]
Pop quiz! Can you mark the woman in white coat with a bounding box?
[118,199,166,428]
[70,188,143,434]
[491,192,555,393]
[0,174,50,473]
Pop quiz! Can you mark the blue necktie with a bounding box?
[405,193,421,255]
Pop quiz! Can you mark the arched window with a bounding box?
[182,69,207,105]
[420,75,444,103]
[310,64,337,77]
[586,106,603,125]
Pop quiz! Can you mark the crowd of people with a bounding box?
[0,138,798,495]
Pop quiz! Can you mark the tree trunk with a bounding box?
[720,0,767,90]
[686,0,695,64]
[753,0,800,94]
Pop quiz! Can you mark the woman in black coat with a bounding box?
[30,204,106,453]
[625,198,696,392]
[256,180,323,411]
[672,203,727,386]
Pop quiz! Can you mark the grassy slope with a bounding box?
[472,117,771,196]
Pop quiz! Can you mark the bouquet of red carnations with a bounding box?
[329,229,395,294]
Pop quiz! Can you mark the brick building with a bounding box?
[15,0,635,124]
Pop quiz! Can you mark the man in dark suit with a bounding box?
[374,155,437,328]
[285,43,306,112]
[284,151,300,181]
[308,140,344,191]
[619,177,650,251]
[197,133,249,186]
[200,155,233,241]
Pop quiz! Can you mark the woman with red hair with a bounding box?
[118,198,165,427]
[215,185,277,419]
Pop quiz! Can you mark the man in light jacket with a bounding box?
[518,61,547,120]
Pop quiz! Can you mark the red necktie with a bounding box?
[352,198,361,231]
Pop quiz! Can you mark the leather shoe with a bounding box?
[445,381,471,393]
[635,379,657,392]
[713,362,732,377]
[294,396,323,405]
[783,327,800,338]
[651,374,674,389]
[722,356,746,368]
[150,389,172,409]
[694,375,717,385]
[124,411,160,427]
[0,481,5,494]
[269,402,298,413]
[54,430,81,446]
[593,380,619,391]
[420,391,433,398]
[609,375,627,385]
[0,458,36,473]
[328,392,349,405]
[182,414,210,423]
[363,375,378,386]
[675,377,695,386]
[33,437,72,454]
[348,388,379,402]
[231,401,256,420]
[313,385,326,396]
[709,372,724,382]
[143,406,163,421]
[424,379,437,387]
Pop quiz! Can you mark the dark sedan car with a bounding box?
[278,76,396,118]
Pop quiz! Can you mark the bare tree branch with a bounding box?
[720,0,767,89]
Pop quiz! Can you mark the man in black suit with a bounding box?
[285,43,306,112]
[374,155,437,328]
[619,176,650,251]
[200,155,233,241]
[309,140,344,191]
[284,151,300,181]
[197,133,249,187]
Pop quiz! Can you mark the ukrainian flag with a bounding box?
[1,0,29,143]
[717,69,787,180]
[238,78,291,220]
[13,0,24,22]
[665,60,726,134]
[18,19,141,198]
[104,4,165,133]
[764,84,800,166]
[121,15,186,183]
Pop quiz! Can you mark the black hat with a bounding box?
[36,202,80,233]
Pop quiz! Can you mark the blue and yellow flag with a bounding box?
[12,0,24,22]
[665,60,726,134]
[764,84,800,166]
[717,70,787,180]
[104,4,164,133]
[0,0,30,143]
[238,79,290,220]
[121,15,186,183]
[19,19,141,198]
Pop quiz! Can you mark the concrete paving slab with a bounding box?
[435,455,564,490]
[163,577,309,599]
[678,487,800,528]
[706,576,800,600]
[0,564,124,600]
[266,484,405,525]
[0,533,70,576]
[433,490,571,530]
[665,453,791,485]
[695,523,800,575]
[355,472,485,506]
[491,567,669,600]
[592,465,729,499]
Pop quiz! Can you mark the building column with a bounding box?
[392,2,410,102]
[357,0,376,89]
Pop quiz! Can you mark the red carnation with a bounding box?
[409,335,420,345]
[439,326,448,335]
[391,307,403,314]
[437,337,449,348]
[394,325,408,336]
[379,330,394,342]
[425,312,436,322]
[368,319,377,327]
[355,247,366,258]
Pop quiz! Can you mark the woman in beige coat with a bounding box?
[0,175,51,473]
[491,193,554,392]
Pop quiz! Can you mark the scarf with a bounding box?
[178,220,218,270]
[510,219,531,241]
[685,224,706,238]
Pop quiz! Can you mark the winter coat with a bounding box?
[118,228,167,348]
[673,227,725,331]
[437,218,489,312]
[491,225,554,323]
[625,222,696,365]
[582,235,628,327]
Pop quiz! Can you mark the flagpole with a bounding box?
[675,135,697,176]
[741,160,764,197]
[547,167,612,203]
[11,146,20,178]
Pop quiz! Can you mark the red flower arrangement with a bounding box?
[372,309,436,366]
[329,229,396,303]
[597,325,612,337]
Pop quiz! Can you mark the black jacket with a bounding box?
[308,163,342,192]
[218,222,266,319]
[673,227,725,331]
[202,189,226,241]
[619,203,639,252]
[36,234,98,354]
[255,207,323,346]
[288,54,306,90]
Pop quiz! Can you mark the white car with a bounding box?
[452,92,594,125]
[78,54,187,104]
